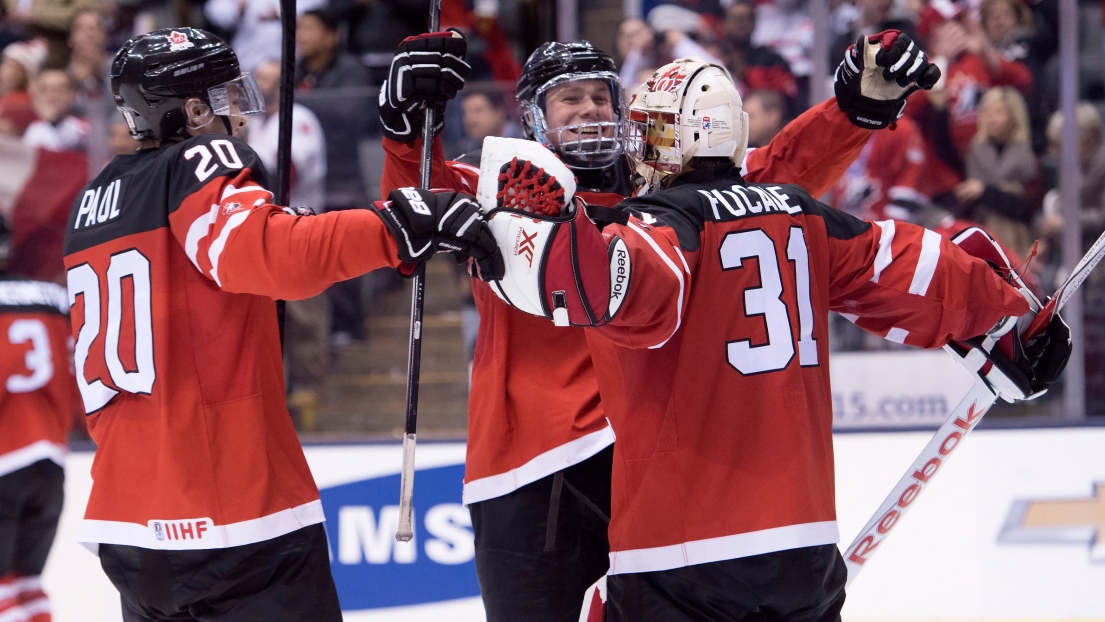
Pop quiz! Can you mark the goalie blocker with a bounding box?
[476,137,630,327]
[946,227,1071,401]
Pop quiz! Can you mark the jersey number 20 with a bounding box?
[721,227,817,375]
[67,249,155,414]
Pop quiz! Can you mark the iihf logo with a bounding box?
[702,116,712,130]
[154,522,165,541]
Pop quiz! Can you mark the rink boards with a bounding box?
[43,426,1105,621]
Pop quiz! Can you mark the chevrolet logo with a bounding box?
[999,482,1105,561]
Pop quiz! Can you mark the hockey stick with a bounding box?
[274,0,296,349]
[395,0,443,543]
[842,226,1105,586]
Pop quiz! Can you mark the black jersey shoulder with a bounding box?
[64,135,270,256]
[616,175,871,251]
[0,274,68,316]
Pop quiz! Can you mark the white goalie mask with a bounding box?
[626,58,749,190]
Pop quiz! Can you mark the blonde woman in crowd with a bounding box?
[956,85,1040,257]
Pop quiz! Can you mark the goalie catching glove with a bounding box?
[946,227,1072,401]
[379,29,471,143]
[835,30,941,130]
[374,188,504,280]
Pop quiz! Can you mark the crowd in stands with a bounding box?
[2,0,1103,418]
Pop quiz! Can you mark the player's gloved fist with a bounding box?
[1019,308,1072,395]
[374,188,504,280]
[835,30,941,130]
[379,29,471,143]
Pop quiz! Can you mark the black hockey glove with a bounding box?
[1019,308,1072,394]
[379,29,471,143]
[374,188,504,280]
[834,30,941,130]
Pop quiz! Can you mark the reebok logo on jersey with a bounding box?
[149,518,211,542]
[400,188,431,216]
[74,179,124,230]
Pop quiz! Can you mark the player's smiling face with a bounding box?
[543,79,615,146]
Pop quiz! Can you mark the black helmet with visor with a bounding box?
[111,28,265,141]
[516,41,626,170]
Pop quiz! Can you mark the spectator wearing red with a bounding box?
[914,12,1033,158]
[0,40,46,137]
[722,1,797,108]
[824,113,930,222]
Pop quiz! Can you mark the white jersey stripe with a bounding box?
[184,203,220,272]
[462,425,615,506]
[871,220,896,283]
[626,222,686,349]
[607,521,839,575]
[886,327,909,343]
[78,499,325,553]
[207,210,253,287]
[909,229,942,295]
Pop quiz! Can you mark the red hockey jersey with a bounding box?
[63,134,400,551]
[380,99,873,504]
[823,115,928,221]
[578,170,1027,574]
[0,277,76,477]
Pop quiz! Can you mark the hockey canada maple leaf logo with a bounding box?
[648,65,689,93]
[167,31,194,51]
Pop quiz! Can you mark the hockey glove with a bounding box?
[834,30,941,130]
[374,188,504,280]
[945,227,1071,401]
[379,29,471,143]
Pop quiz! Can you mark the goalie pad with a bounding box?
[485,200,630,327]
[946,227,1052,401]
[477,136,577,216]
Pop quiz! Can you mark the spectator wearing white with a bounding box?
[751,0,814,79]
[23,68,87,151]
[204,0,325,72]
[246,58,329,429]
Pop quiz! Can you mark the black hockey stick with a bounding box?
[274,0,296,349]
[396,0,443,543]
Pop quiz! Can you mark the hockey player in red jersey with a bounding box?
[379,29,940,619]
[63,29,501,620]
[481,49,1071,620]
[0,220,76,622]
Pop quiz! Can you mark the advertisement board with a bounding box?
[43,430,1105,621]
[830,350,976,429]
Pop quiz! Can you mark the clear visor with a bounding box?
[626,108,683,177]
[208,73,265,116]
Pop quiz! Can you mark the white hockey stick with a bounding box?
[842,227,1105,586]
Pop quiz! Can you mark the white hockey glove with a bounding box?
[474,137,628,326]
[945,227,1072,401]
[379,30,471,143]
[373,188,504,280]
[835,30,941,130]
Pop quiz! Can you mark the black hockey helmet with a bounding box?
[516,41,626,170]
[111,28,264,141]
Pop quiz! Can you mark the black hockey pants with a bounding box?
[99,523,341,622]
[607,543,847,622]
[469,445,613,622]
